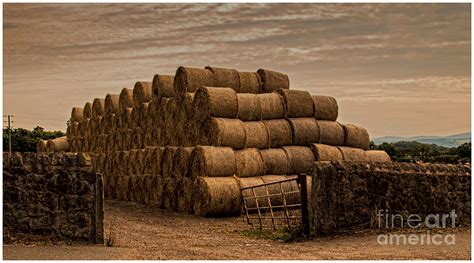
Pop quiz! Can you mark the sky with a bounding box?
[3,3,471,137]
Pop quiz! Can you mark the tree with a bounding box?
[3,126,65,152]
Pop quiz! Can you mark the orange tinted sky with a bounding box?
[3,3,471,137]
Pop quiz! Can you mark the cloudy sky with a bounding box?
[3,3,471,137]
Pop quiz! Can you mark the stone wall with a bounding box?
[310,162,471,235]
[3,152,104,243]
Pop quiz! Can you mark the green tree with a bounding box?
[3,126,64,152]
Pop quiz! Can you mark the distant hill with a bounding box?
[373,132,471,148]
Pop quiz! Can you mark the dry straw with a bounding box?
[133,81,153,106]
[71,107,84,122]
[367,150,392,162]
[288,118,320,146]
[257,69,290,92]
[236,93,262,121]
[190,146,236,178]
[312,95,338,121]
[174,66,214,96]
[235,148,265,178]
[105,94,120,115]
[282,146,315,175]
[46,136,69,152]
[92,98,105,118]
[310,143,344,161]
[342,124,370,150]
[205,66,240,91]
[193,176,242,217]
[119,88,134,111]
[337,146,369,162]
[83,102,92,119]
[193,87,238,121]
[152,74,174,100]
[263,119,293,148]
[238,72,261,93]
[258,93,285,120]
[259,148,290,175]
[201,118,246,149]
[242,121,269,149]
[317,120,345,146]
[277,89,314,118]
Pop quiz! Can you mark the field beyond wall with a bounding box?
[3,200,471,260]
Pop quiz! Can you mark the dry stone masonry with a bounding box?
[310,161,471,235]
[3,152,104,243]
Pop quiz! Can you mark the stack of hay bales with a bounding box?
[62,66,391,217]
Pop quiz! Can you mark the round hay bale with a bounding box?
[242,121,269,149]
[277,89,314,118]
[149,175,163,207]
[105,94,120,115]
[310,143,344,161]
[139,102,150,127]
[288,118,320,146]
[175,177,193,213]
[312,95,338,121]
[37,139,47,153]
[238,71,261,93]
[257,69,289,92]
[92,98,105,118]
[161,177,177,210]
[152,74,174,100]
[190,146,236,178]
[258,93,285,120]
[236,177,266,210]
[235,149,265,178]
[236,93,262,121]
[119,88,134,111]
[83,102,92,119]
[367,150,392,162]
[342,124,370,150]
[261,175,300,207]
[71,107,84,122]
[263,119,292,148]
[162,146,179,179]
[337,146,369,162]
[193,176,241,217]
[131,106,141,128]
[201,118,246,149]
[282,146,315,175]
[259,148,289,175]
[46,137,69,152]
[205,66,240,91]
[133,81,153,106]
[317,120,344,146]
[104,113,116,132]
[193,87,238,121]
[174,66,214,96]
[173,147,195,178]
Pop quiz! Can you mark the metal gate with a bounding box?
[240,174,309,234]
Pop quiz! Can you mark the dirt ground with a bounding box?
[3,200,471,260]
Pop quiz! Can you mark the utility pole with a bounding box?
[3,115,14,153]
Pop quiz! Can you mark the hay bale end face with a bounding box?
[312,95,338,121]
[152,74,174,100]
[193,87,238,120]
[71,107,84,122]
[342,124,371,150]
[119,88,134,111]
[257,69,289,92]
[105,94,120,115]
[174,66,214,96]
[133,81,153,106]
